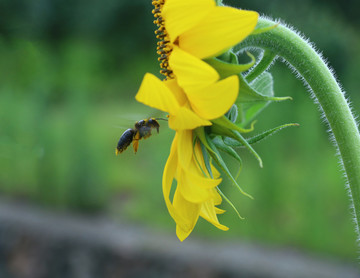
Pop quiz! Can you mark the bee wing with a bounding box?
[112,125,129,129]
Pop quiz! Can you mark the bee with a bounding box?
[115,118,163,155]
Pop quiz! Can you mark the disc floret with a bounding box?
[152,0,174,79]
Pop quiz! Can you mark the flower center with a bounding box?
[152,0,174,79]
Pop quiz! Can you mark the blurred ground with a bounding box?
[0,198,359,278]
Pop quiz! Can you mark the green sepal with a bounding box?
[230,130,263,168]
[217,187,244,220]
[193,138,208,177]
[200,132,253,199]
[236,73,292,103]
[209,120,262,167]
[204,52,255,79]
[245,51,277,83]
[194,127,218,158]
[212,116,254,133]
[212,136,243,179]
[200,142,214,178]
[251,23,279,35]
[225,123,300,147]
[229,51,239,64]
[201,127,245,219]
[225,104,238,123]
[240,72,274,126]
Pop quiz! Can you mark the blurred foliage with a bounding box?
[0,0,359,260]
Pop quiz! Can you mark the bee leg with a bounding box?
[133,140,139,153]
[132,131,141,154]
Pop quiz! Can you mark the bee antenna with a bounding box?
[154,117,168,121]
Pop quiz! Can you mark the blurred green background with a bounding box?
[0,0,359,261]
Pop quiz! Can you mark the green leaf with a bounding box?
[237,72,291,104]
[225,104,238,123]
[217,187,244,219]
[215,0,224,5]
[204,132,253,199]
[208,118,262,167]
[194,127,218,157]
[229,51,239,64]
[245,51,277,83]
[251,23,279,35]
[201,142,214,178]
[241,72,274,125]
[224,123,300,147]
[229,130,263,168]
[204,52,256,79]
[212,136,243,179]
[212,116,254,134]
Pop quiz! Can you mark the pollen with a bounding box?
[152,0,174,79]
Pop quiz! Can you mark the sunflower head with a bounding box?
[152,0,174,79]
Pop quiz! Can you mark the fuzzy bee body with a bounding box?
[115,118,161,155]
[135,118,160,139]
[115,128,136,155]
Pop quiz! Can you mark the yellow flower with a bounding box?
[134,0,259,240]
[152,0,258,78]
[163,130,229,241]
[136,47,239,130]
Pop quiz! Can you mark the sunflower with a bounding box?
[152,0,258,78]
[135,0,258,240]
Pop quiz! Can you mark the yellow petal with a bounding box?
[211,163,221,179]
[189,155,222,190]
[176,225,193,242]
[215,207,226,214]
[162,134,186,226]
[162,0,215,43]
[188,75,239,120]
[168,106,211,130]
[164,78,188,106]
[177,168,210,203]
[193,142,221,179]
[193,141,208,177]
[169,46,219,93]
[177,166,221,203]
[177,130,193,169]
[179,7,258,59]
[135,73,179,114]
[173,189,201,241]
[211,188,223,205]
[200,200,229,231]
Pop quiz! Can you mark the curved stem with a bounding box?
[240,18,360,235]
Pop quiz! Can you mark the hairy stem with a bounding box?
[240,18,360,235]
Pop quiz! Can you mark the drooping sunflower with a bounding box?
[135,0,259,240]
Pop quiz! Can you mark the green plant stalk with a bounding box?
[240,18,360,235]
